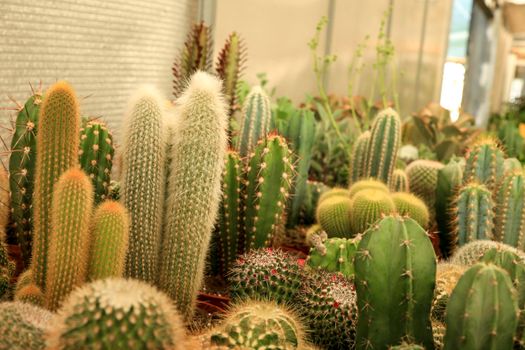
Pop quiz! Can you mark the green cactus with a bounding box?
[8,88,41,266]
[32,81,80,291]
[229,248,304,305]
[349,130,371,184]
[406,159,444,221]
[319,187,350,203]
[350,188,396,235]
[463,137,504,192]
[305,224,325,246]
[355,215,436,349]
[316,196,352,238]
[121,87,166,284]
[431,263,466,323]
[79,120,114,204]
[15,283,44,307]
[216,31,246,115]
[299,271,358,349]
[392,192,430,228]
[390,344,425,350]
[88,201,129,281]
[108,180,120,201]
[45,169,93,311]
[158,72,228,321]
[365,108,401,185]
[45,278,187,350]
[450,240,525,266]
[14,268,33,294]
[348,178,389,198]
[443,263,518,350]
[453,183,494,247]
[391,168,409,192]
[307,236,359,278]
[300,180,329,225]
[435,158,463,259]
[504,157,522,174]
[236,86,271,157]
[493,170,525,249]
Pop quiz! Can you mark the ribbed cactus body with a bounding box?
[350,189,395,235]
[463,138,504,192]
[316,196,352,238]
[319,187,350,203]
[454,183,494,246]
[391,168,409,192]
[216,32,246,115]
[392,192,429,228]
[391,344,425,350]
[406,160,444,221]
[79,120,114,204]
[32,81,80,290]
[349,131,370,184]
[365,108,401,185]
[158,72,227,321]
[355,215,436,349]
[46,169,93,311]
[15,283,44,307]
[504,157,522,174]
[9,91,41,266]
[121,87,165,284]
[307,236,358,278]
[14,268,33,294]
[494,171,525,249]
[236,86,271,157]
[88,201,129,281]
[348,178,389,198]
[444,263,518,350]
[450,240,525,266]
[431,263,466,323]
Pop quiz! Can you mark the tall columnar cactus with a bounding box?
[348,178,389,198]
[350,188,396,235]
[355,215,436,349]
[435,158,463,259]
[392,192,430,228]
[307,236,359,278]
[450,240,525,266]
[216,31,246,115]
[46,278,188,350]
[120,87,166,284]
[365,107,401,185]
[453,183,494,247]
[32,81,80,290]
[391,168,409,192]
[8,88,41,266]
[235,86,271,157]
[242,134,294,250]
[444,263,518,350]
[349,130,370,184]
[493,170,525,250]
[463,137,504,192]
[45,169,93,311]
[88,201,129,281]
[316,196,352,238]
[158,72,228,321]
[406,159,444,221]
[79,120,114,204]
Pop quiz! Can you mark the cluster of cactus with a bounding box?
[463,137,504,192]
[306,235,359,278]
[406,159,444,221]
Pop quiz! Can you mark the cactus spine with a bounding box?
[454,183,494,246]
[451,240,525,267]
[307,236,359,278]
[493,170,525,249]
[45,169,93,311]
[349,130,370,184]
[355,215,436,349]
[32,81,80,290]
[348,179,389,198]
[463,137,504,192]
[316,196,352,238]
[365,108,401,185]
[392,192,430,229]
[120,87,166,284]
[350,188,396,235]
[236,86,271,157]
[216,32,246,115]
[392,168,409,192]
[158,72,227,321]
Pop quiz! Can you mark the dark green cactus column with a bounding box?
[349,130,370,185]
[463,137,504,192]
[355,215,436,349]
[494,170,525,250]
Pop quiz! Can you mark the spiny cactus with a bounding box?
[504,157,522,174]
[300,180,329,225]
[88,201,129,281]
[32,81,80,290]
[443,263,518,350]
[120,87,166,284]
[463,137,504,192]
[406,159,444,222]
[349,130,370,184]
[210,300,305,349]
[365,108,401,185]
[0,166,10,236]
[216,31,246,115]
[348,178,390,198]
[316,196,352,238]
[0,243,14,300]
[355,215,436,349]
[45,169,93,311]
[46,278,187,350]
[8,87,41,266]
[450,239,525,266]
[435,158,463,259]
[350,188,395,235]
[236,86,271,157]
[390,344,425,350]
[431,263,466,323]
[305,224,325,246]
[14,268,33,294]
[158,72,228,321]
[229,248,304,305]
[14,283,44,307]
[299,271,358,349]
[432,322,446,350]
[391,168,409,192]
[319,187,350,203]
[79,120,114,204]
[307,236,359,278]
[392,192,429,228]
[453,182,494,246]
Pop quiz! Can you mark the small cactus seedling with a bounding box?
[316,196,352,238]
[307,236,359,278]
[216,31,246,115]
[463,137,504,192]
[350,188,395,235]
[349,130,370,184]
[431,263,466,323]
[406,159,444,222]
[391,168,409,192]
[450,240,525,267]
[348,178,389,198]
[392,192,430,228]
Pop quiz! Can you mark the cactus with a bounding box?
[450,240,525,266]
[463,137,504,192]
[443,263,518,350]
[210,300,305,349]
[120,87,166,284]
[306,224,326,245]
[235,86,271,157]
[32,81,80,290]
[319,187,350,203]
[453,183,494,247]
[355,215,436,349]
[158,72,228,321]
[350,188,396,235]
[15,283,44,307]
[493,170,525,249]
[88,201,129,281]
[45,169,93,311]
[349,130,371,184]
[301,181,329,225]
[316,196,352,238]
[299,271,358,349]
[392,192,430,228]
[348,178,390,198]
[216,31,246,115]
[365,108,401,185]
[108,180,120,200]
[307,236,359,278]
[45,278,187,350]
[14,268,33,294]
[435,158,463,258]
[8,88,41,266]
[406,159,444,221]
[172,21,213,97]
[229,248,304,305]
[431,263,466,323]
[391,168,409,192]
[390,344,425,350]
[504,157,522,174]
[432,322,446,350]
[79,120,114,204]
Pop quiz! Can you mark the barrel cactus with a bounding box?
[349,188,395,235]
[316,196,352,238]
[392,192,429,228]
[348,178,389,198]
[450,240,525,267]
